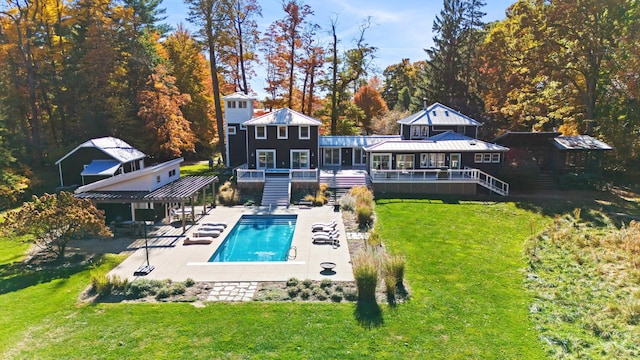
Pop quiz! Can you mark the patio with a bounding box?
[107,205,354,282]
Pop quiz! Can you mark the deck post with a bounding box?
[181,200,186,233]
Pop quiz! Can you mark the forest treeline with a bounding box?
[0,0,638,208]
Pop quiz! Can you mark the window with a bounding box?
[324,148,340,166]
[491,153,500,163]
[168,169,176,177]
[396,154,414,170]
[156,175,161,183]
[239,101,247,108]
[372,154,391,170]
[277,125,288,139]
[291,150,309,169]
[299,126,310,139]
[257,150,276,169]
[421,126,428,137]
[354,148,366,165]
[475,153,483,163]
[475,153,500,163]
[227,101,236,108]
[255,126,266,139]
[412,127,420,138]
[228,126,236,135]
[420,153,445,168]
[483,153,492,163]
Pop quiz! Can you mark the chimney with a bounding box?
[423,98,428,110]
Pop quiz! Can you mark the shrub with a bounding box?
[343,288,358,302]
[367,231,382,248]
[316,292,328,301]
[356,205,374,228]
[287,286,301,298]
[300,289,311,300]
[330,293,343,302]
[384,255,406,289]
[320,279,332,289]
[286,277,299,287]
[218,181,239,206]
[334,284,344,292]
[170,282,186,295]
[184,278,196,287]
[126,279,159,299]
[350,185,374,205]
[91,274,129,298]
[353,251,379,302]
[339,194,356,211]
[155,287,171,300]
[302,279,313,288]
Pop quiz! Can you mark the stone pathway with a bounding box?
[345,232,368,240]
[207,282,258,302]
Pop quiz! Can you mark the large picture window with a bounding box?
[396,154,414,170]
[257,150,276,169]
[420,153,445,168]
[372,154,391,170]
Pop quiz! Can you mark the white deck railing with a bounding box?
[370,168,509,196]
[236,169,265,182]
[290,169,318,182]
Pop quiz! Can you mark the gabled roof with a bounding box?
[55,137,146,165]
[397,103,482,127]
[365,133,508,153]
[319,135,401,148]
[222,92,255,100]
[80,160,121,176]
[553,135,613,151]
[244,108,322,126]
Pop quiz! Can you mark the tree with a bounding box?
[0,126,29,209]
[163,26,216,155]
[381,59,426,110]
[137,65,195,159]
[186,0,234,163]
[228,0,261,94]
[0,192,112,262]
[354,79,388,133]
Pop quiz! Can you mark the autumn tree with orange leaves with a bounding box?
[137,65,195,159]
[354,78,388,133]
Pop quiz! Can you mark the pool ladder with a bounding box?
[288,246,297,260]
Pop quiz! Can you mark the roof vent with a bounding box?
[432,111,437,116]
[445,111,449,116]
[469,140,476,145]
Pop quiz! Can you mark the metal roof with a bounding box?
[365,136,508,153]
[397,103,482,126]
[55,137,146,165]
[243,108,322,126]
[553,135,613,151]
[80,160,121,176]
[493,131,561,143]
[319,135,401,148]
[222,92,255,100]
[75,176,218,203]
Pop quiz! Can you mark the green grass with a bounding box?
[1,200,553,358]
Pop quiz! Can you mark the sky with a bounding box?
[163,0,517,99]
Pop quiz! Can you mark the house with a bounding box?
[229,101,511,204]
[55,136,146,188]
[493,132,613,174]
[57,137,217,231]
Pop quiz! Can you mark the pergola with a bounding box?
[75,176,218,233]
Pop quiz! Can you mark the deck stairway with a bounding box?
[319,170,371,189]
[534,171,558,190]
[261,175,291,207]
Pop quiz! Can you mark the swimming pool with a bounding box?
[208,215,297,262]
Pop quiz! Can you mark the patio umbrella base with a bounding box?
[134,264,155,276]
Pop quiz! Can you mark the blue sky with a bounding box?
[163,0,516,98]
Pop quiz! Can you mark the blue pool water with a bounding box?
[208,215,297,262]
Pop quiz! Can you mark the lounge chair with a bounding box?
[183,236,213,245]
[194,230,221,238]
[312,229,339,239]
[312,234,339,246]
[202,222,228,228]
[313,225,337,233]
[198,225,225,232]
[312,220,336,229]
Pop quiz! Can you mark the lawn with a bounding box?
[1,200,551,359]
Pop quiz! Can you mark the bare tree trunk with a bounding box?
[330,20,338,135]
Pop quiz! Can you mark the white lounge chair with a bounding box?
[194,230,221,238]
[311,220,336,229]
[198,225,225,232]
[313,225,337,233]
[202,222,228,228]
[312,234,339,246]
[183,237,214,245]
[312,229,339,239]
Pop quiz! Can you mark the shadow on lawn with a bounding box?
[0,258,94,295]
[354,301,384,329]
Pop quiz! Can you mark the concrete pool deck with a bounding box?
[108,205,354,282]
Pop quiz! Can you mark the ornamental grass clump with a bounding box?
[353,250,380,302]
[218,181,239,206]
[350,186,375,228]
[383,254,406,289]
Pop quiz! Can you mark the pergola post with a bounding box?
[202,187,207,216]
[191,197,195,224]
[181,200,186,233]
